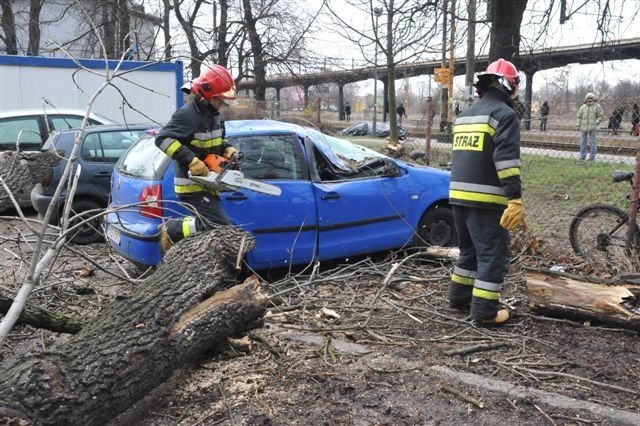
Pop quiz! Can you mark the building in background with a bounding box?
[3,0,161,60]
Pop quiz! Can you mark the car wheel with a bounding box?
[68,199,104,244]
[416,206,457,247]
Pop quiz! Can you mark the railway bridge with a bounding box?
[236,37,640,129]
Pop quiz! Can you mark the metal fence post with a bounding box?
[316,98,322,126]
[627,135,640,252]
[425,96,433,166]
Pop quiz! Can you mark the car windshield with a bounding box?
[116,135,167,180]
[306,128,384,172]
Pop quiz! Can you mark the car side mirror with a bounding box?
[383,158,401,177]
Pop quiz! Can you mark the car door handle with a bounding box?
[321,192,340,200]
[225,193,247,201]
[93,171,110,178]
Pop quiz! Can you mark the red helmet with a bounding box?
[478,58,520,96]
[191,64,237,101]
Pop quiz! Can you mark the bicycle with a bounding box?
[569,170,640,266]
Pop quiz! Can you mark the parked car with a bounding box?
[0,108,115,151]
[30,124,154,244]
[104,120,455,270]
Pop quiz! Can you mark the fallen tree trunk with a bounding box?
[0,293,86,333]
[0,226,268,425]
[525,272,640,330]
[0,150,61,211]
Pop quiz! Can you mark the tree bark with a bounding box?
[161,0,172,61]
[216,0,229,67]
[0,0,18,55]
[526,272,640,330]
[117,0,130,56]
[0,227,267,425]
[488,0,528,65]
[0,150,61,212]
[0,293,86,333]
[242,0,266,102]
[28,0,44,55]
[102,0,116,58]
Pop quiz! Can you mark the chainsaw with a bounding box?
[188,153,282,197]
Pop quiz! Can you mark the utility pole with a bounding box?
[465,0,476,107]
[448,0,456,126]
[439,0,448,132]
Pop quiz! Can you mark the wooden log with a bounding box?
[0,150,61,211]
[0,293,86,333]
[0,226,268,425]
[525,272,640,330]
[424,246,460,260]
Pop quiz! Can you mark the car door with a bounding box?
[0,115,46,149]
[80,129,147,199]
[222,133,318,269]
[309,136,414,260]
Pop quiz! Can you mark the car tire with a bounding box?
[416,206,457,247]
[68,199,104,244]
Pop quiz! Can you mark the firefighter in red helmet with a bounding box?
[156,64,238,253]
[447,58,525,326]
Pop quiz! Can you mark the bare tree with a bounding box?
[0,0,18,54]
[27,0,44,55]
[487,0,527,63]
[325,0,441,143]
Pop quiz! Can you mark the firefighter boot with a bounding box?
[159,223,174,254]
[448,283,472,311]
[479,309,512,327]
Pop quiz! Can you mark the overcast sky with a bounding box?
[306,0,640,98]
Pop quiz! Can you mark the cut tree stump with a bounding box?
[0,150,61,211]
[525,272,640,330]
[0,226,268,425]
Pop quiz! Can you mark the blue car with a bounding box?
[104,120,455,270]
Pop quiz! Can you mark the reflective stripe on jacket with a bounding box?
[449,89,522,211]
[155,101,230,195]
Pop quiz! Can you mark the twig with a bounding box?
[514,366,640,396]
[445,342,512,356]
[533,404,557,425]
[440,384,484,408]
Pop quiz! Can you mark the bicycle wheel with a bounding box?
[569,204,630,264]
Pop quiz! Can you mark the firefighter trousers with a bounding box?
[164,193,231,244]
[448,205,510,321]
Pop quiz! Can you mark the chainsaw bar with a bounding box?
[190,170,282,196]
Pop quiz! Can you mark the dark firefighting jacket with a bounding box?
[155,100,232,196]
[449,89,522,211]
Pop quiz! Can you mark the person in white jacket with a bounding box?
[576,92,603,160]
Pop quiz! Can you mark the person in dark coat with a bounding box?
[396,104,406,125]
[608,107,624,135]
[539,101,549,131]
[345,103,351,122]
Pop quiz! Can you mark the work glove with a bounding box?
[499,199,525,230]
[188,157,208,176]
[223,146,238,160]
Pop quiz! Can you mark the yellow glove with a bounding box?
[188,157,208,176]
[223,146,238,160]
[500,199,525,230]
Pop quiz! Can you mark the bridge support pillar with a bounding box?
[303,85,310,109]
[275,86,281,117]
[338,84,345,121]
[383,79,388,123]
[523,70,535,131]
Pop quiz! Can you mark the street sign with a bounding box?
[434,67,451,83]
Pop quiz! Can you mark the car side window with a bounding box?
[50,115,85,131]
[82,130,146,163]
[231,134,302,180]
[0,116,44,149]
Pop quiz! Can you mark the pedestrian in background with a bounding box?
[345,103,351,122]
[631,103,639,136]
[396,104,406,125]
[576,93,603,161]
[608,106,624,135]
[539,101,549,131]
